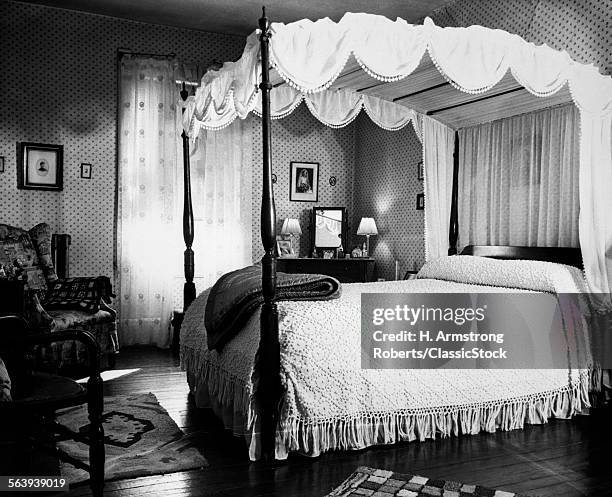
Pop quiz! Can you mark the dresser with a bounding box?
[277,257,375,283]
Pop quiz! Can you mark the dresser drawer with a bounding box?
[277,258,375,283]
[319,263,361,283]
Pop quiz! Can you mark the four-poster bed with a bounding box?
[178,10,612,461]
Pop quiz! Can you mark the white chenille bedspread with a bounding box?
[180,256,591,460]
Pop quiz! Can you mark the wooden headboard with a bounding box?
[460,245,583,268]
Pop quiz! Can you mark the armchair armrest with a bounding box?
[0,315,103,404]
[0,283,54,332]
[26,291,55,330]
[0,315,101,378]
[25,329,101,379]
[100,299,117,320]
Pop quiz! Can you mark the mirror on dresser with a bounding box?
[277,206,375,282]
[311,207,346,257]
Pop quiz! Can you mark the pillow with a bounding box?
[416,255,588,294]
[43,277,102,313]
[28,223,58,284]
[0,224,48,293]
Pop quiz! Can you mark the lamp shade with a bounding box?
[281,218,302,235]
[357,217,378,235]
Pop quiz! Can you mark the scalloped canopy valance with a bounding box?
[182,14,612,136]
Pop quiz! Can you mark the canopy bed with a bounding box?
[178,10,612,461]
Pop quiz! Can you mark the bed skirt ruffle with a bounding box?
[181,346,253,436]
[181,344,592,461]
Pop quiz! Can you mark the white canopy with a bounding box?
[182,13,612,302]
[182,14,612,133]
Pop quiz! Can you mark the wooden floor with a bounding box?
[62,347,612,497]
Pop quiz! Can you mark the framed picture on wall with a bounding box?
[80,163,92,179]
[16,142,63,191]
[417,160,424,181]
[0,156,4,173]
[416,193,425,210]
[289,161,319,202]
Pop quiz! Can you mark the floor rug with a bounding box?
[326,466,530,497]
[57,392,207,484]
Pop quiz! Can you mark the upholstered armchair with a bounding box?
[0,223,118,371]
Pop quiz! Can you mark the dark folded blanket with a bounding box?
[43,276,115,313]
[205,265,341,351]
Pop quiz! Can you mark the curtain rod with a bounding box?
[393,82,451,102]
[117,48,176,59]
[118,49,202,88]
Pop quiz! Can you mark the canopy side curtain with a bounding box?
[457,104,580,250]
[118,56,252,348]
[579,112,612,302]
[423,116,455,261]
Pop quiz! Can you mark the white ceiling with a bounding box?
[22,0,453,36]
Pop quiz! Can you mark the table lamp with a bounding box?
[356,217,378,257]
[281,218,302,256]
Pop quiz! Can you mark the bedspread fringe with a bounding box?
[180,345,253,426]
[275,370,591,460]
[182,345,592,461]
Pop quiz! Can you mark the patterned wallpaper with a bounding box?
[353,114,424,281]
[251,104,355,261]
[0,0,243,279]
[426,0,611,76]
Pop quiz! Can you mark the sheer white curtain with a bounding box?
[189,119,253,288]
[423,116,455,261]
[117,56,181,348]
[458,104,580,250]
[579,112,612,302]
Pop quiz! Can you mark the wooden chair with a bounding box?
[0,315,105,496]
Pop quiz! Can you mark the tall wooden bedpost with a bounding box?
[448,130,459,255]
[181,84,196,311]
[256,7,281,461]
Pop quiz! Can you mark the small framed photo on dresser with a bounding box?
[322,250,335,259]
[276,239,293,258]
[16,142,63,191]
